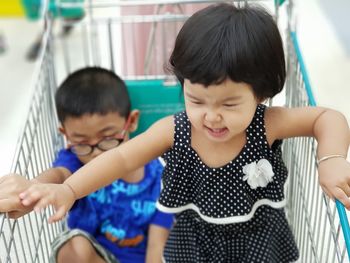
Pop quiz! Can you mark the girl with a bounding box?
[19,3,350,262]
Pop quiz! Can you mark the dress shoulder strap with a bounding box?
[172,111,191,152]
[246,104,268,145]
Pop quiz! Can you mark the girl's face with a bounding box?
[184,78,260,144]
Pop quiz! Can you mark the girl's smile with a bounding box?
[204,126,229,139]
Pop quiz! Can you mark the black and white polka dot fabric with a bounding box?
[157,104,299,262]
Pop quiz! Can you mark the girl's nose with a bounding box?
[205,109,221,123]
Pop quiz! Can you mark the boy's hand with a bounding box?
[0,174,39,218]
[19,183,76,223]
[318,158,350,210]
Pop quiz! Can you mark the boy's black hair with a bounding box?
[169,3,285,100]
[55,67,131,123]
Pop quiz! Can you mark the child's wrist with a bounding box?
[63,183,77,200]
[317,154,346,165]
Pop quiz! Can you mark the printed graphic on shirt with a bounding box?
[73,161,161,247]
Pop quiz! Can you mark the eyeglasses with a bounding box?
[70,116,131,156]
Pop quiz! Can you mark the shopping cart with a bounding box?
[1,1,349,262]
[283,2,350,262]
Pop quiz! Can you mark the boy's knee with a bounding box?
[57,235,99,262]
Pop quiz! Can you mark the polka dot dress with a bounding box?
[157,104,299,262]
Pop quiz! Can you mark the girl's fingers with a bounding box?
[48,206,66,223]
[333,187,350,210]
[20,189,42,206]
[18,184,71,223]
[33,196,52,212]
[341,184,350,198]
[19,185,51,207]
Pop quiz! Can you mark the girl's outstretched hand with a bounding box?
[318,158,350,210]
[19,183,76,223]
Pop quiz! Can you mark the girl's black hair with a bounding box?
[55,67,131,123]
[168,3,286,100]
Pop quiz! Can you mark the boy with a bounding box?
[0,67,173,263]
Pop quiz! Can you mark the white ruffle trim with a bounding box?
[156,199,286,224]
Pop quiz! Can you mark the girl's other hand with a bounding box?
[19,183,75,223]
[318,158,350,210]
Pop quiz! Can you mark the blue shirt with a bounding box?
[53,149,173,263]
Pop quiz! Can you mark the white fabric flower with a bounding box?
[242,159,274,189]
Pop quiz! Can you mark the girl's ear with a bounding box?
[257,96,268,104]
[128,110,140,133]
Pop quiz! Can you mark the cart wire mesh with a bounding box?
[0,16,64,262]
[284,20,350,263]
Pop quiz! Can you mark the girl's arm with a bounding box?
[64,116,174,198]
[19,116,174,222]
[265,106,350,208]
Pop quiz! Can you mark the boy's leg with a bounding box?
[50,229,119,263]
[57,235,105,263]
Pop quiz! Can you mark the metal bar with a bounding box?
[337,200,350,260]
[107,19,115,71]
[56,0,261,8]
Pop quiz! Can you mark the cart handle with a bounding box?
[336,200,350,259]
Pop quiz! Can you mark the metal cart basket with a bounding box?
[1,1,349,262]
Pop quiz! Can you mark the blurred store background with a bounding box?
[0,0,349,175]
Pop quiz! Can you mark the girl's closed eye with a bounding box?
[191,100,203,105]
[223,103,238,107]
[223,103,239,109]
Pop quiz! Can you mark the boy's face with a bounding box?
[60,111,139,164]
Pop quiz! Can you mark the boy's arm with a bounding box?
[0,167,71,218]
[146,224,171,263]
[265,106,350,208]
[146,206,173,263]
